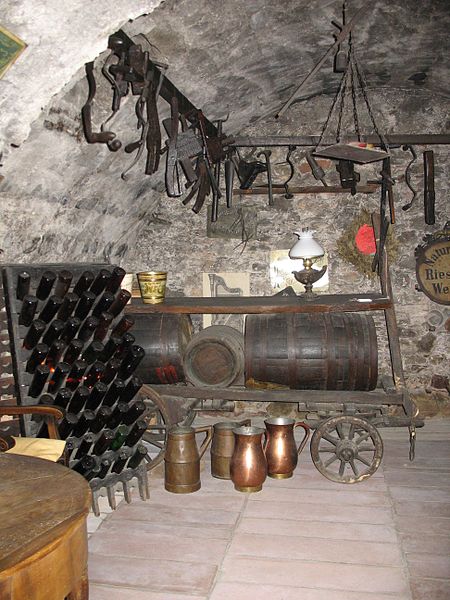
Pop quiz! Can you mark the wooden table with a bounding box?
[0,453,91,600]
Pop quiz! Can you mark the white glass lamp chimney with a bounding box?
[288,228,325,260]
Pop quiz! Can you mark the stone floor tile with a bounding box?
[87,513,106,534]
[410,577,450,600]
[248,486,390,507]
[389,485,450,503]
[395,515,450,537]
[220,556,409,595]
[392,500,450,518]
[262,470,388,491]
[147,488,246,510]
[89,553,216,594]
[383,469,450,487]
[405,553,450,579]
[400,532,450,555]
[90,583,206,600]
[227,532,403,566]
[100,517,233,540]
[237,516,398,543]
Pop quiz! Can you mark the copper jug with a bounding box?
[210,419,251,480]
[165,425,212,493]
[230,426,267,493]
[264,417,310,479]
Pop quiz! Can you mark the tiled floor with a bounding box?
[87,417,450,599]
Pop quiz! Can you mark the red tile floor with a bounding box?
[87,417,450,600]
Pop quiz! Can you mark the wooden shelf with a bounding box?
[126,293,392,315]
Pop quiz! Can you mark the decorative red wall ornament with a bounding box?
[355,224,376,255]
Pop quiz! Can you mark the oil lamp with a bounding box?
[289,228,327,299]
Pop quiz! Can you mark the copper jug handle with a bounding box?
[294,421,310,455]
[194,425,213,459]
[238,418,252,427]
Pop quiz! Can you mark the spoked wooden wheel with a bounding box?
[310,416,383,484]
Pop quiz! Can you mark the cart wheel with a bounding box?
[310,415,383,484]
[140,386,172,471]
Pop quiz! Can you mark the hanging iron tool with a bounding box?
[332,2,347,73]
[336,160,360,195]
[224,153,236,208]
[372,156,391,274]
[256,150,274,206]
[423,150,436,225]
[380,156,395,224]
[237,157,267,189]
[81,62,118,148]
[306,151,328,187]
[401,145,418,211]
[165,96,182,197]
[211,117,227,222]
[281,145,296,199]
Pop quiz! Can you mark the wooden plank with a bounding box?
[235,185,378,195]
[231,134,450,147]
[126,293,392,315]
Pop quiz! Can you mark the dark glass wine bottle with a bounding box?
[16,271,31,300]
[34,394,55,438]
[114,332,135,360]
[99,335,121,361]
[86,381,108,410]
[72,454,97,477]
[85,458,102,481]
[45,339,66,369]
[57,292,79,321]
[74,291,96,320]
[127,443,147,469]
[67,385,90,413]
[101,357,121,385]
[72,270,95,297]
[77,316,99,342]
[39,295,63,323]
[58,413,79,438]
[92,291,115,318]
[54,270,73,297]
[35,270,56,300]
[25,344,49,374]
[19,295,38,326]
[84,361,106,388]
[118,345,145,379]
[108,289,131,317]
[72,409,96,437]
[53,388,72,410]
[23,320,46,350]
[42,318,65,346]
[28,365,50,398]
[122,400,146,426]
[108,401,128,429]
[111,448,130,474]
[73,432,95,460]
[105,266,126,294]
[92,429,115,455]
[89,406,112,434]
[94,311,113,341]
[111,315,135,338]
[102,378,125,407]
[90,269,111,296]
[124,419,147,447]
[120,376,142,403]
[61,317,81,343]
[81,340,104,365]
[110,424,129,451]
[47,361,70,394]
[97,454,113,479]
[63,339,84,364]
[66,360,88,391]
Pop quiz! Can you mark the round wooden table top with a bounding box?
[0,453,91,573]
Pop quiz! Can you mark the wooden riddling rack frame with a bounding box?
[2,263,149,514]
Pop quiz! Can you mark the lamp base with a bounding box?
[292,265,327,300]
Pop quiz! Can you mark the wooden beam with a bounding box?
[231,134,450,147]
[234,185,378,195]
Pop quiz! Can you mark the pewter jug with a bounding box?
[164,425,212,493]
[264,417,310,479]
[210,419,251,480]
[230,426,267,493]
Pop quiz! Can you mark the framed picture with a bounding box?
[202,272,250,331]
[0,25,26,79]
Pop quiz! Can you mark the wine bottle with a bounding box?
[102,378,125,407]
[77,316,99,342]
[35,270,56,300]
[85,458,102,481]
[124,419,147,447]
[58,413,79,438]
[114,332,135,360]
[108,401,128,429]
[72,454,97,477]
[47,361,70,394]
[89,406,112,434]
[73,432,95,460]
[118,345,145,379]
[92,291,115,318]
[45,339,66,369]
[66,360,88,391]
[39,295,63,323]
[81,340,104,365]
[122,400,146,426]
[86,381,108,410]
[23,319,46,350]
[57,292,79,321]
[84,361,106,388]
[53,388,72,410]
[25,344,49,374]
[16,271,31,300]
[111,448,130,474]
[101,357,121,385]
[108,289,131,317]
[61,317,81,343]
[105,266,126,294]
[97,454,113,479]
[127,443,147,469]
[63,339,84,365]
[110,424,129,451]
[42,318,65,346]
[111,315,135,338]
[34,394,57,438]
[54,270,73,297]
[19,295,38,326]
[90,269,112,296]
[28,365,50,398]
[94,311,113,341]
[72,409,96,437]
[72,270,95,297]
[93,429,115,455]
[99,335,121,362]
[74,291,96,320]
[120,375,142,403]
[67,385,90,413]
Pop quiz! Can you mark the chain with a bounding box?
[349,34,361,141]
[315,56,350,150]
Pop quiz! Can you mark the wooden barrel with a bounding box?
[245,313,378,391]
[131,314,193,384]
[183,325,244,388]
